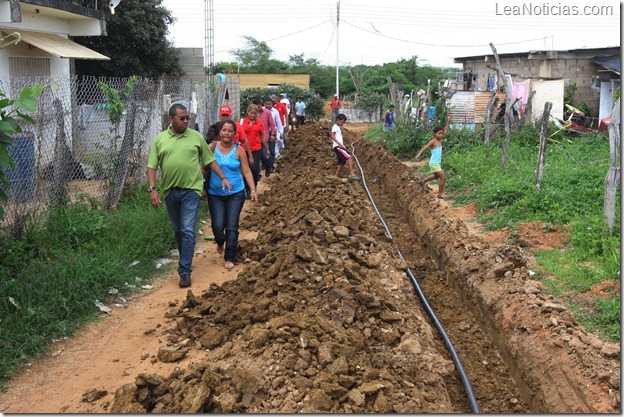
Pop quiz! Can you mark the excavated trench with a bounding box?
[111,122,620,413]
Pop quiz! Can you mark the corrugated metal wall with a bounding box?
[448,91,475,124]
[449,91,507,125]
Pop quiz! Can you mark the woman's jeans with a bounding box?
[207,190,246,262]
[164,188,201,277]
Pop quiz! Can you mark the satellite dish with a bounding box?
[109,0,121,14]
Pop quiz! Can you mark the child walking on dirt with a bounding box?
[331,113,360,181]
[415,116,452,199]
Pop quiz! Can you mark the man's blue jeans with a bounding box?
[207,190,246,262]
[268,139,276,173]
[164,188,201,277]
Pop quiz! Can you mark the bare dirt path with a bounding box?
[0,201,259,413]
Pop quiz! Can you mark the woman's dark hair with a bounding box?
[219,119,237,134]
[207,120,238,143]
[206,122,219,143]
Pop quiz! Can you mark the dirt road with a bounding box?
[0,122,619,413]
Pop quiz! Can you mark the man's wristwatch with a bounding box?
[147,186,157,192]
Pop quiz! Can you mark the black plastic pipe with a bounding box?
[350,143,480,413]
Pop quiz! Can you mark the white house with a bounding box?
[0,0,110,202]
[0,0,110,82]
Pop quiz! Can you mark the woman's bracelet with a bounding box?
[251,191,257,195]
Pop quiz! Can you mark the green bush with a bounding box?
[373,121,620,341]
[0,185,183,381]
[240,84,325,121]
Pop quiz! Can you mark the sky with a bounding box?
[160,0,621,69]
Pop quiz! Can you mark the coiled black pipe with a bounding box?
[350,142,480,414]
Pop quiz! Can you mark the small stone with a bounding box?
[359,381,386,394]
[542,302,567,312]
[347,388,365,407]
[157,345,189,363]
[82,388,108,403]
[317,345,334,364]
[609,374,620,389]
[334,226,350,238]
[601,343,620,358]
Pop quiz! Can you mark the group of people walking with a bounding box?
[146,94,306,288]
[148,94,449,288]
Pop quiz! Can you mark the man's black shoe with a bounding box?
[179,274,191,288]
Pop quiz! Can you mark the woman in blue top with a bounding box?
[204,120,258,269]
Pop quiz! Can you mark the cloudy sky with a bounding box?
[160,0,620,68]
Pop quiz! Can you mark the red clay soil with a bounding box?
[0,122,619,413]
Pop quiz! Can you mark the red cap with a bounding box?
[219,104,232,115]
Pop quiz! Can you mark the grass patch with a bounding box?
[368,121,620,342]
[0,185,209,381]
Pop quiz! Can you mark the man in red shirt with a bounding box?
[253,99,275,177]
[330,94,340,123]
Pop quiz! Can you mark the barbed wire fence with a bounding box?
[0,74,232,236]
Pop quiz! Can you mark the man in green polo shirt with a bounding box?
[147,104,231,288]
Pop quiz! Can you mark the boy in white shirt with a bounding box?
[330,114,360,180]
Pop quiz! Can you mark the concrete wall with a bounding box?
[177,47,206,84]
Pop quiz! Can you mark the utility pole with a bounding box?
[335,0,340,98]
[204,0,214,75]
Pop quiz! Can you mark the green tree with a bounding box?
[229,36,288,74]
[288,54,335,98]
[220,39,454,102]
[240,84,325,121]
[71,0,183,77]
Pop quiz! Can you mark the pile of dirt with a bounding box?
[111,122,461,413]
[109,121,620,413]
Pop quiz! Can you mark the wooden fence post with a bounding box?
[603,99,620,235]
[517,90,536,131]
[491,43,515,169]
[535,102,552,190]
[484,91,497,147]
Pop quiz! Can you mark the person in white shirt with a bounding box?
[294,97,306,128]
[264,98,283,167]
[330,113,360,181]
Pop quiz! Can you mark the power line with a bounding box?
[319,23,337,63]
[264,20,333,42]
[341,19,552,48]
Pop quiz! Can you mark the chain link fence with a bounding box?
[0,74,237,235]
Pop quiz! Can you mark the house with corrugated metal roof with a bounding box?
[449,46,620,128]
